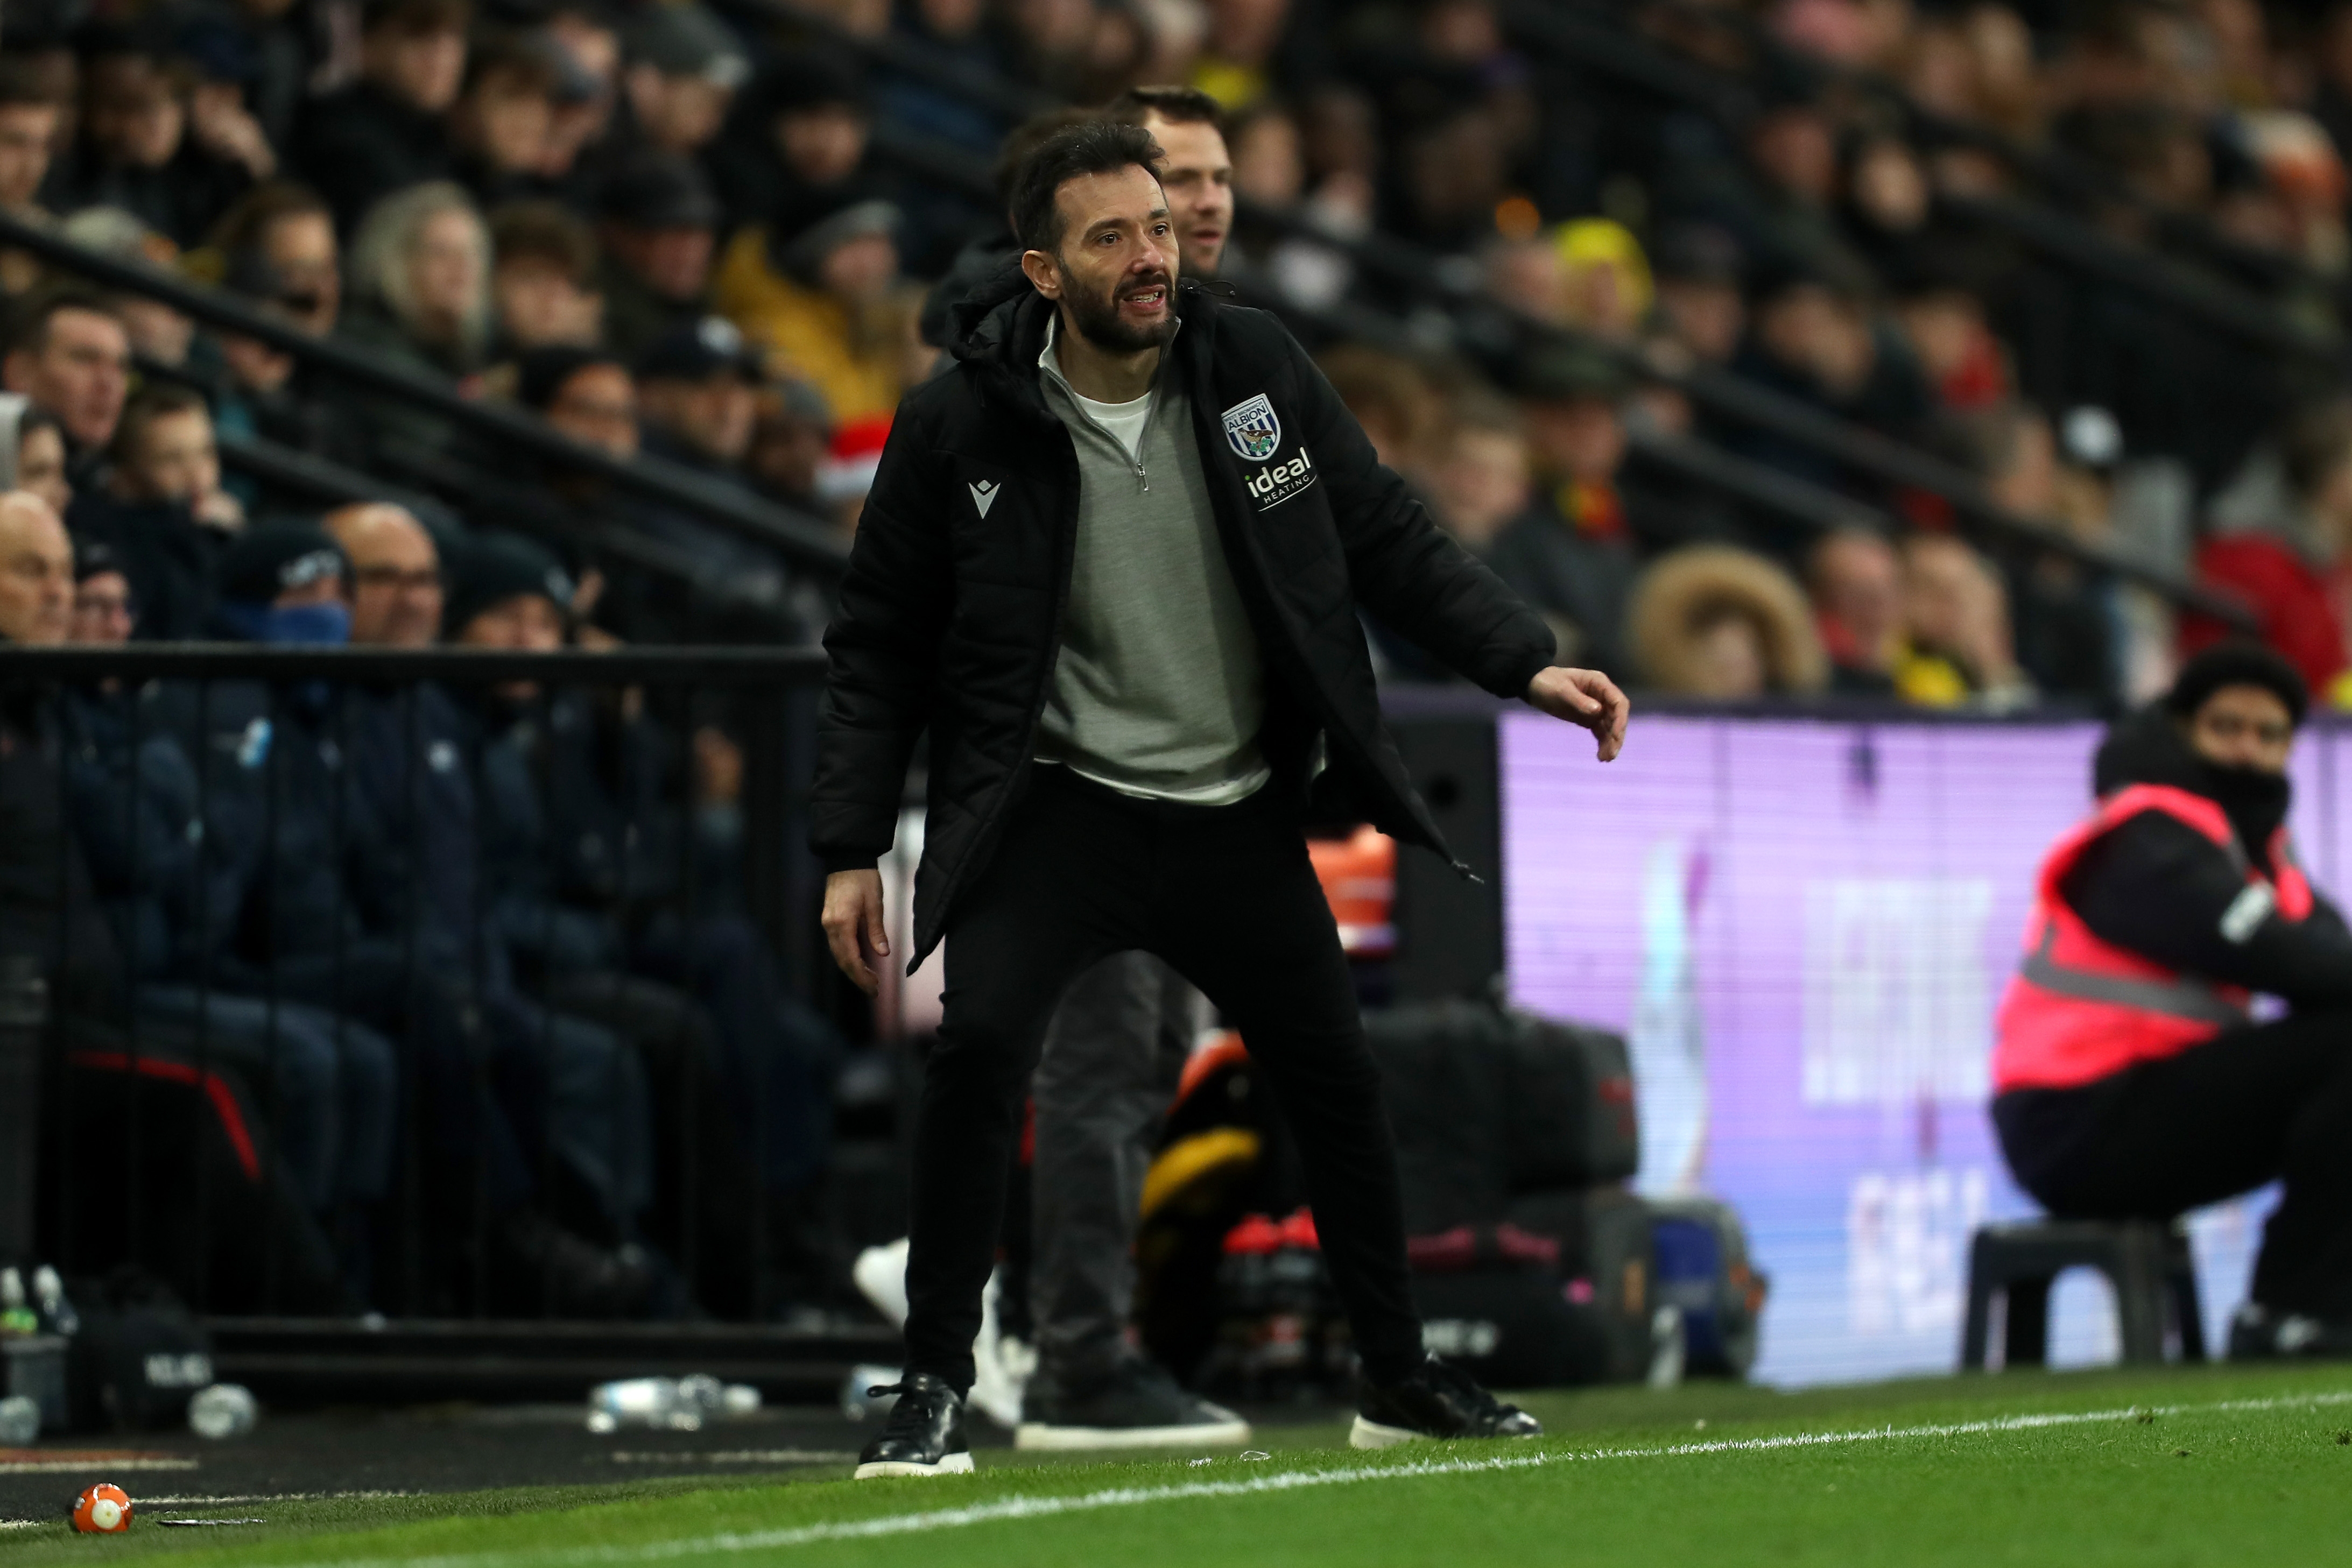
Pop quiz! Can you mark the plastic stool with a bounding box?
[1960,1219,2205,1370]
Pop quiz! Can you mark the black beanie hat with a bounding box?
[218,522,348,605]
[516,345,626,413]
[2164,641,2310,729]
[442,531,575,637]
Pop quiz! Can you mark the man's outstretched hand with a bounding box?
[822,868,890,994]
[1525,665,1630,761]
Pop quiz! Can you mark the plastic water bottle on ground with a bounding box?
[0,1394,38,1444]
[188,1383,259,1439]
[587,1378,702,1434]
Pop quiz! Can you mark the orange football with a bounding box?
[70,1484,131,1534]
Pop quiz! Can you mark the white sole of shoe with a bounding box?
[1013,1417,1254,1451]
[853,1452,976,1480]
[1348,1416,1423,1450]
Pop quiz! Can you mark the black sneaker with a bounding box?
[854,1373,975,1479]
[1015,1358,1252,1451]
[1351,1354,1543,1450]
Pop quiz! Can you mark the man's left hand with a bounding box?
[1525,666,1629,761]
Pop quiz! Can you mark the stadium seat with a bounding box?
[1960,1220,2205,1371]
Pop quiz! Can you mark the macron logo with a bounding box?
[968,479,1001,518]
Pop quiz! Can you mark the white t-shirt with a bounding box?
[1069,386,1153,461]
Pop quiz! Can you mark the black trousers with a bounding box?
[904,765,1424,1394]
[1994,1008,2352,1318]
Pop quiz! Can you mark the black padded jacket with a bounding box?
[809,264,1557,964]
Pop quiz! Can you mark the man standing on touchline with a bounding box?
[815,121,1628,1479]
[1012,84,1254,1453]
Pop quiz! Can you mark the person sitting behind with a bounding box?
[1992,645,2352,1358]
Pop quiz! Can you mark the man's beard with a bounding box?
[1062,262,1176,353]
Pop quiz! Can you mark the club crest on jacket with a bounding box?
[1221,393,1282,461]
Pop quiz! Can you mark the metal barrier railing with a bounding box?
[6,646,882,1360]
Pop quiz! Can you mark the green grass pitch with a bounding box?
[10,1362,2352,1566]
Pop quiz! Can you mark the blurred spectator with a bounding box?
[1423,391,1528,551]
[1628,544,1829,699]
[71,384,240,639]
[1807,525,1904,697]
[4,404,71,516]
[506,344,635,625]
[635,315,758,476]
[1316,341,1439,472]
[1897,531,2034,708]
[2,286,131,477]
[1487,350,1650,671]
[1957,399,2119,705]
[1395,102,1509,250]
[0,60,60,296]
[1891,269,2010,412]
[1222,96,1352,309]
[326,500,444,647]
[747,378,834,520]
[348,181,493,382]
[713,196,906,423]
[490,200,604,354]
[713,51,879,238]
[1553,218,1650,344]
[67,536,134,647]
[619,3,747,159]
[543,0,623,188]
[199,183,367,482]
[596,150,721,363]
[0,488,73,648]
[877,0,1009,153]
[1650,223,1747,366]
[1190,0,1299,111]
[2192,399,2352,702]
[1732,261,1932,488]
[57,207,192,368]
[53,41,259,249]
[297,0,468,232]
[452,33,566,209]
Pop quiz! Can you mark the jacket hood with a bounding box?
[2095,703,2292,865]
[943,258,1043,368]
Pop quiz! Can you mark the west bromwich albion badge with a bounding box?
[1221,394,1282,461]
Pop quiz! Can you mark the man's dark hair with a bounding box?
[463,32,560,100]
[111,382,209,464]
[1009,120,1165,257]
[0,56,57,111]
[363,0,470,39]
[2165,642,2310,730]
[3,286,122,361]
[1107,85,1223,132]
[205,180,333,257]
[994,106,1102,214]
[491,200,598,285]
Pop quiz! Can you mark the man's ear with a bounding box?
[1020,248,1062,301]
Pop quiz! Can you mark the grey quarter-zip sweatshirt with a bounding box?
[1033,315,1270,804]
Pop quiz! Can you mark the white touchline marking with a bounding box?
[609,1452,859,1466]
[0,1520,41,1530]
[288,1388,2352,1568]
[142,1492,420,1506]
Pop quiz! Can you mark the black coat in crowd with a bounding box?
[808,264,1557,962]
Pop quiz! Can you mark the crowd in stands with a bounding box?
[6,0,2352,1309]
[0,0,2348,710]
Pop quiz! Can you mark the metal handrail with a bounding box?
[0,212,850,577]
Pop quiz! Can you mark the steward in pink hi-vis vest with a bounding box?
[1993,782,2316,1092]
